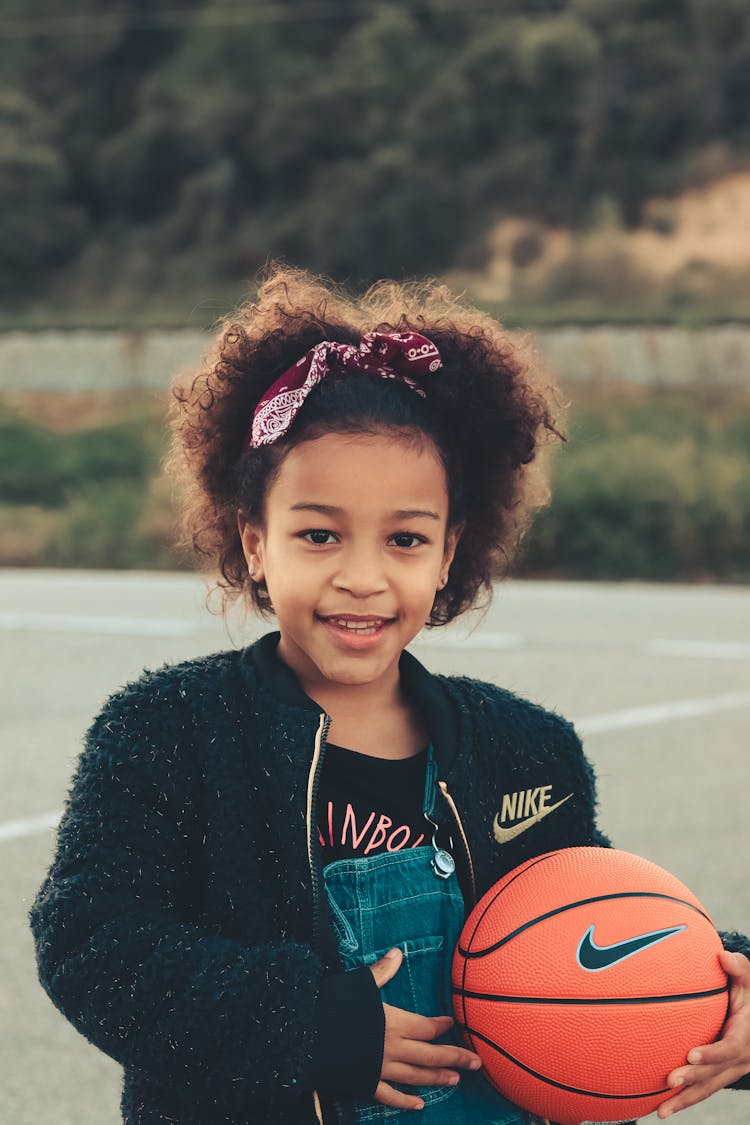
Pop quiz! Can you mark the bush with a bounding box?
[0,401,163,505]
[1,389,748,580]
[519,424,750,581]
[59,422,155,488]
[0,412,69,505]
[0,398,176,569]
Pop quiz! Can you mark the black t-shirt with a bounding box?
[317,742,430,863]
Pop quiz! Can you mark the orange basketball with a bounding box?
[451,847,729,1125]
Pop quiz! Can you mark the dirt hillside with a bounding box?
[445,171,750,305]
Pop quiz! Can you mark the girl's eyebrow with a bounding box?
[289,502,440,520]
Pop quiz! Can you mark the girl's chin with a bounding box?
[317,655,392,685]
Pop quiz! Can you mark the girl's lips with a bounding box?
[317,615,394,650]
[318,614,393,626]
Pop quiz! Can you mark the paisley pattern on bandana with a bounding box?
[243,330,442,450]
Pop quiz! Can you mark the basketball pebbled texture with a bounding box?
[451,847,730,1125]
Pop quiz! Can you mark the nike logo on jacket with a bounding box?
[493,789,573,843]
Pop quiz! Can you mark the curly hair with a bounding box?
[165,261,567,625]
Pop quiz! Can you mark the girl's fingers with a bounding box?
[667,1061,716,1089]
[668,1035,743,1082]
[660,948,750,1114]
[663,949,750,1090]
[660,1060,750,1117]
[657,1073,730,1119]
[395,1037,482,1072]
[388,1009,454,1041]
[369,948,403,988]
[383,1061,460,1087]
[719,949,750,981]
[373,1080,425,1112]
[684,1038,743,1068]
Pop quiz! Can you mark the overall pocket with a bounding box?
[363,935,449,1019]
[351,936,460,1121]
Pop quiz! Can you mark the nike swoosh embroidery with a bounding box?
[577,924,687,971]
[492,792,573,843]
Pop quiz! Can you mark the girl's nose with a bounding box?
[332,551,388,597]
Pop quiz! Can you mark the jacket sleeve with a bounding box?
[554,714,613,849]
[28,676,384,1115]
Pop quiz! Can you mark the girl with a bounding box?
[31,264,750,1125]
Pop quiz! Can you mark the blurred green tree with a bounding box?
[2,0,750,313]
[0,90,86,296]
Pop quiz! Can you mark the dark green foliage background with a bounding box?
[2,0,750,321]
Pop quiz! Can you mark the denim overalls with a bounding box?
[322,745,532,1124]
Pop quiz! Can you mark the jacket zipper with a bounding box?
[438,779,477,908]
[306,712,331,958]
[306,712,333,1125]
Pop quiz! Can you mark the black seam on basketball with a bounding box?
[451,984,730,1005]
[457,892,714,959]
[459,1024,672,1100]
[462,853,559,957]
[458,853,559,1055]
[459,852,559,1035]
[459,929,471,1053]
[459,937,473,1055]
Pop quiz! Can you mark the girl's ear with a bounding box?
[237,513,265,581]
[442,522,464,571]
[438,523,463,589]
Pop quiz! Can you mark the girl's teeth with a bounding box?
[331,618,383,631]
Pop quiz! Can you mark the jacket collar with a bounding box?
[246,630,460,774]
[249,631,321,712]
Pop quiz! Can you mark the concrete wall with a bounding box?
[532,325,750,388]
[1,326,749,392]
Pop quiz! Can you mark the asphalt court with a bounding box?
[1,571,749,1125]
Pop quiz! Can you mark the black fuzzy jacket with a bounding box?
[30,632,750,1124]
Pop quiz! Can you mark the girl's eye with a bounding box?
[302,529,337,545]
[300,530,425,548]
[391,533,425,549]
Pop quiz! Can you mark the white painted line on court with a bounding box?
[648,640,750,660]
[5,691,749,844]
[0,810,61,842]
[0,613,197,636]
[496,583,606,599]
[575,692,750,735]
[413,631,522,650]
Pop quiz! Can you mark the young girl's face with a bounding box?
[238,431,459,697]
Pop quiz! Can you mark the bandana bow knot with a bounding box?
[243,330,442,451]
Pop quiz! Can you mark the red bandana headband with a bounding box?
[243,330,442,451]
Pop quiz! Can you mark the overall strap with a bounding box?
[422,742,439,820]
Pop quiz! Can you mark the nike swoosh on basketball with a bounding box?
[577,924,687,971]
[492,792,573,843]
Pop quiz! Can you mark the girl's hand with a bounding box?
[369,948,483,1111]
[657,950,750,1118]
